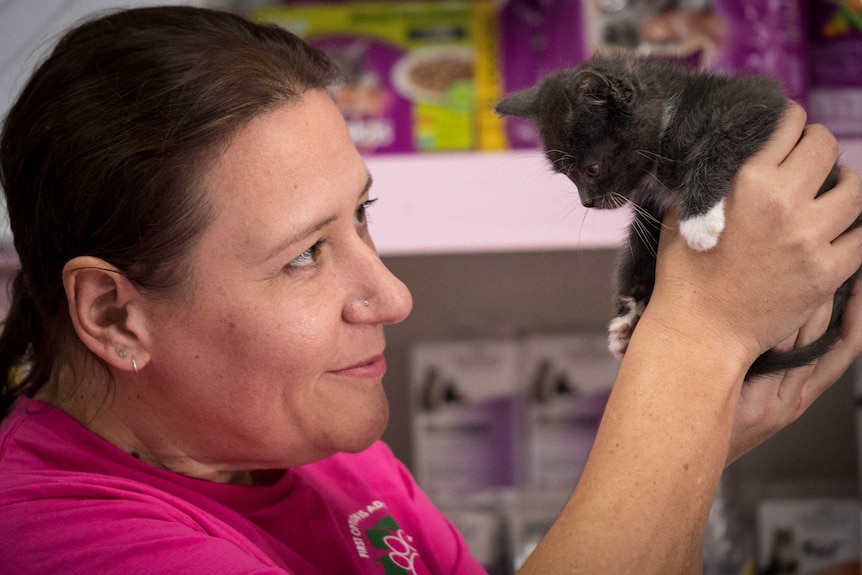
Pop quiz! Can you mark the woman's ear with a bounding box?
[62,256,151,372]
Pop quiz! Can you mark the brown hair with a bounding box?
[0,6,339,418]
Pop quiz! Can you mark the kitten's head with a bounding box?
[496,57,663,209]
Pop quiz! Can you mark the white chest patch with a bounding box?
[679,199,726,251]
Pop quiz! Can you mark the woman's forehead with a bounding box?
[209,94,353,196]
[198,92,365,255]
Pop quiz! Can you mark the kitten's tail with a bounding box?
[746,326,841,378]
[745,278,853,379]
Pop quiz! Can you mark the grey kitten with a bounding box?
[495,52,852,378]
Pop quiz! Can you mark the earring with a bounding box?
[117,349,127,358]
[363,300,370,307]
[131,356,138,374]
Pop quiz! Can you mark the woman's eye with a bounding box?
[285,239,325,272]
[355,198,378,226]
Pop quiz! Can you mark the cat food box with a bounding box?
[517,333,615,489]
[251,1,507,154]
[499,0,810,149]
[409,338,519,500]
[808,0,862,138]
[435,492,510,575]
[497,0,588,149]
[583,0,809,103]
[756,499,861,575]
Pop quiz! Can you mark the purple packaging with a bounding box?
[808,0,862,137]
[252,2,506,155]
[712,0,808,105]
[499,0,586,149]
[409,339,520,499]
[499,0,810,149]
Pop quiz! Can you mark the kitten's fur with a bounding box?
[496,52,853,378]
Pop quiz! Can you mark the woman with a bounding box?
[1,5,861,574]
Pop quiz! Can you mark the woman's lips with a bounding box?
[331,355,387,378]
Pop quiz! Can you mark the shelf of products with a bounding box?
[366,150,630,256]
[368,138,862,257]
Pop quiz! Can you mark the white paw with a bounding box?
[679,200,725,251]
[608,297,645,359]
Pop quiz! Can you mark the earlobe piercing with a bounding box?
[117,349,138,373]
[363,300,370,307]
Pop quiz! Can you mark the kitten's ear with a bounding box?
[494,85,541,118]
[573,70,635,109]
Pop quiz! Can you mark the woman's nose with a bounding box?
[345,245,412,325]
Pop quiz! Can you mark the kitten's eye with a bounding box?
[584,163,601,178]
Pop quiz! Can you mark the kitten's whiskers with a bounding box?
[613,192,660,259]
[546,149,574,173]
[636,149,678,164]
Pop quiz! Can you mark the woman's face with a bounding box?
[140,90,412,472]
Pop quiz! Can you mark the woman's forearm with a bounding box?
[518,308,749,574]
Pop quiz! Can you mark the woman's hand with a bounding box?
[520,104,862,575]
[650,103,862,372]
[727,278,862,464]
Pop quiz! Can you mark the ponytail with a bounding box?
[0,271,49,418]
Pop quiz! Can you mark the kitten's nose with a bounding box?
[579,192,595,208]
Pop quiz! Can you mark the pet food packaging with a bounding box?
[582,0,809,103]
[808,0,862,138]
[517,333,614,489]
[500,0,810,149]
[409,338,519,500]
[251,1,507,154]
[436,491,510,575]
[756,499,860,575]
[498,0,588,149]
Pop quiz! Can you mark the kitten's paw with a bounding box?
[679,200,725,251]
[608,297,645,359]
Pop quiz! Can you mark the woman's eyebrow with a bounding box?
[264,173,374,262]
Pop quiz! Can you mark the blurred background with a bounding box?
[3,1,862,573]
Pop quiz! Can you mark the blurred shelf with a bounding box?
[369,139,862,257]
[366,150,631,257]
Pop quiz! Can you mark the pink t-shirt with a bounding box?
[0,397,487,574]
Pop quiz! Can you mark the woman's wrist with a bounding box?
[636,291,760,383]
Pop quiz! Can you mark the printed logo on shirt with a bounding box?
[347,501,429,575]
[368,515,422,575]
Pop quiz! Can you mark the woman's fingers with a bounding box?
[781,123,840,197]
[750,101,808,167]
[815,165,862,238]
[730,279,862,465]
[804,279,862,401]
